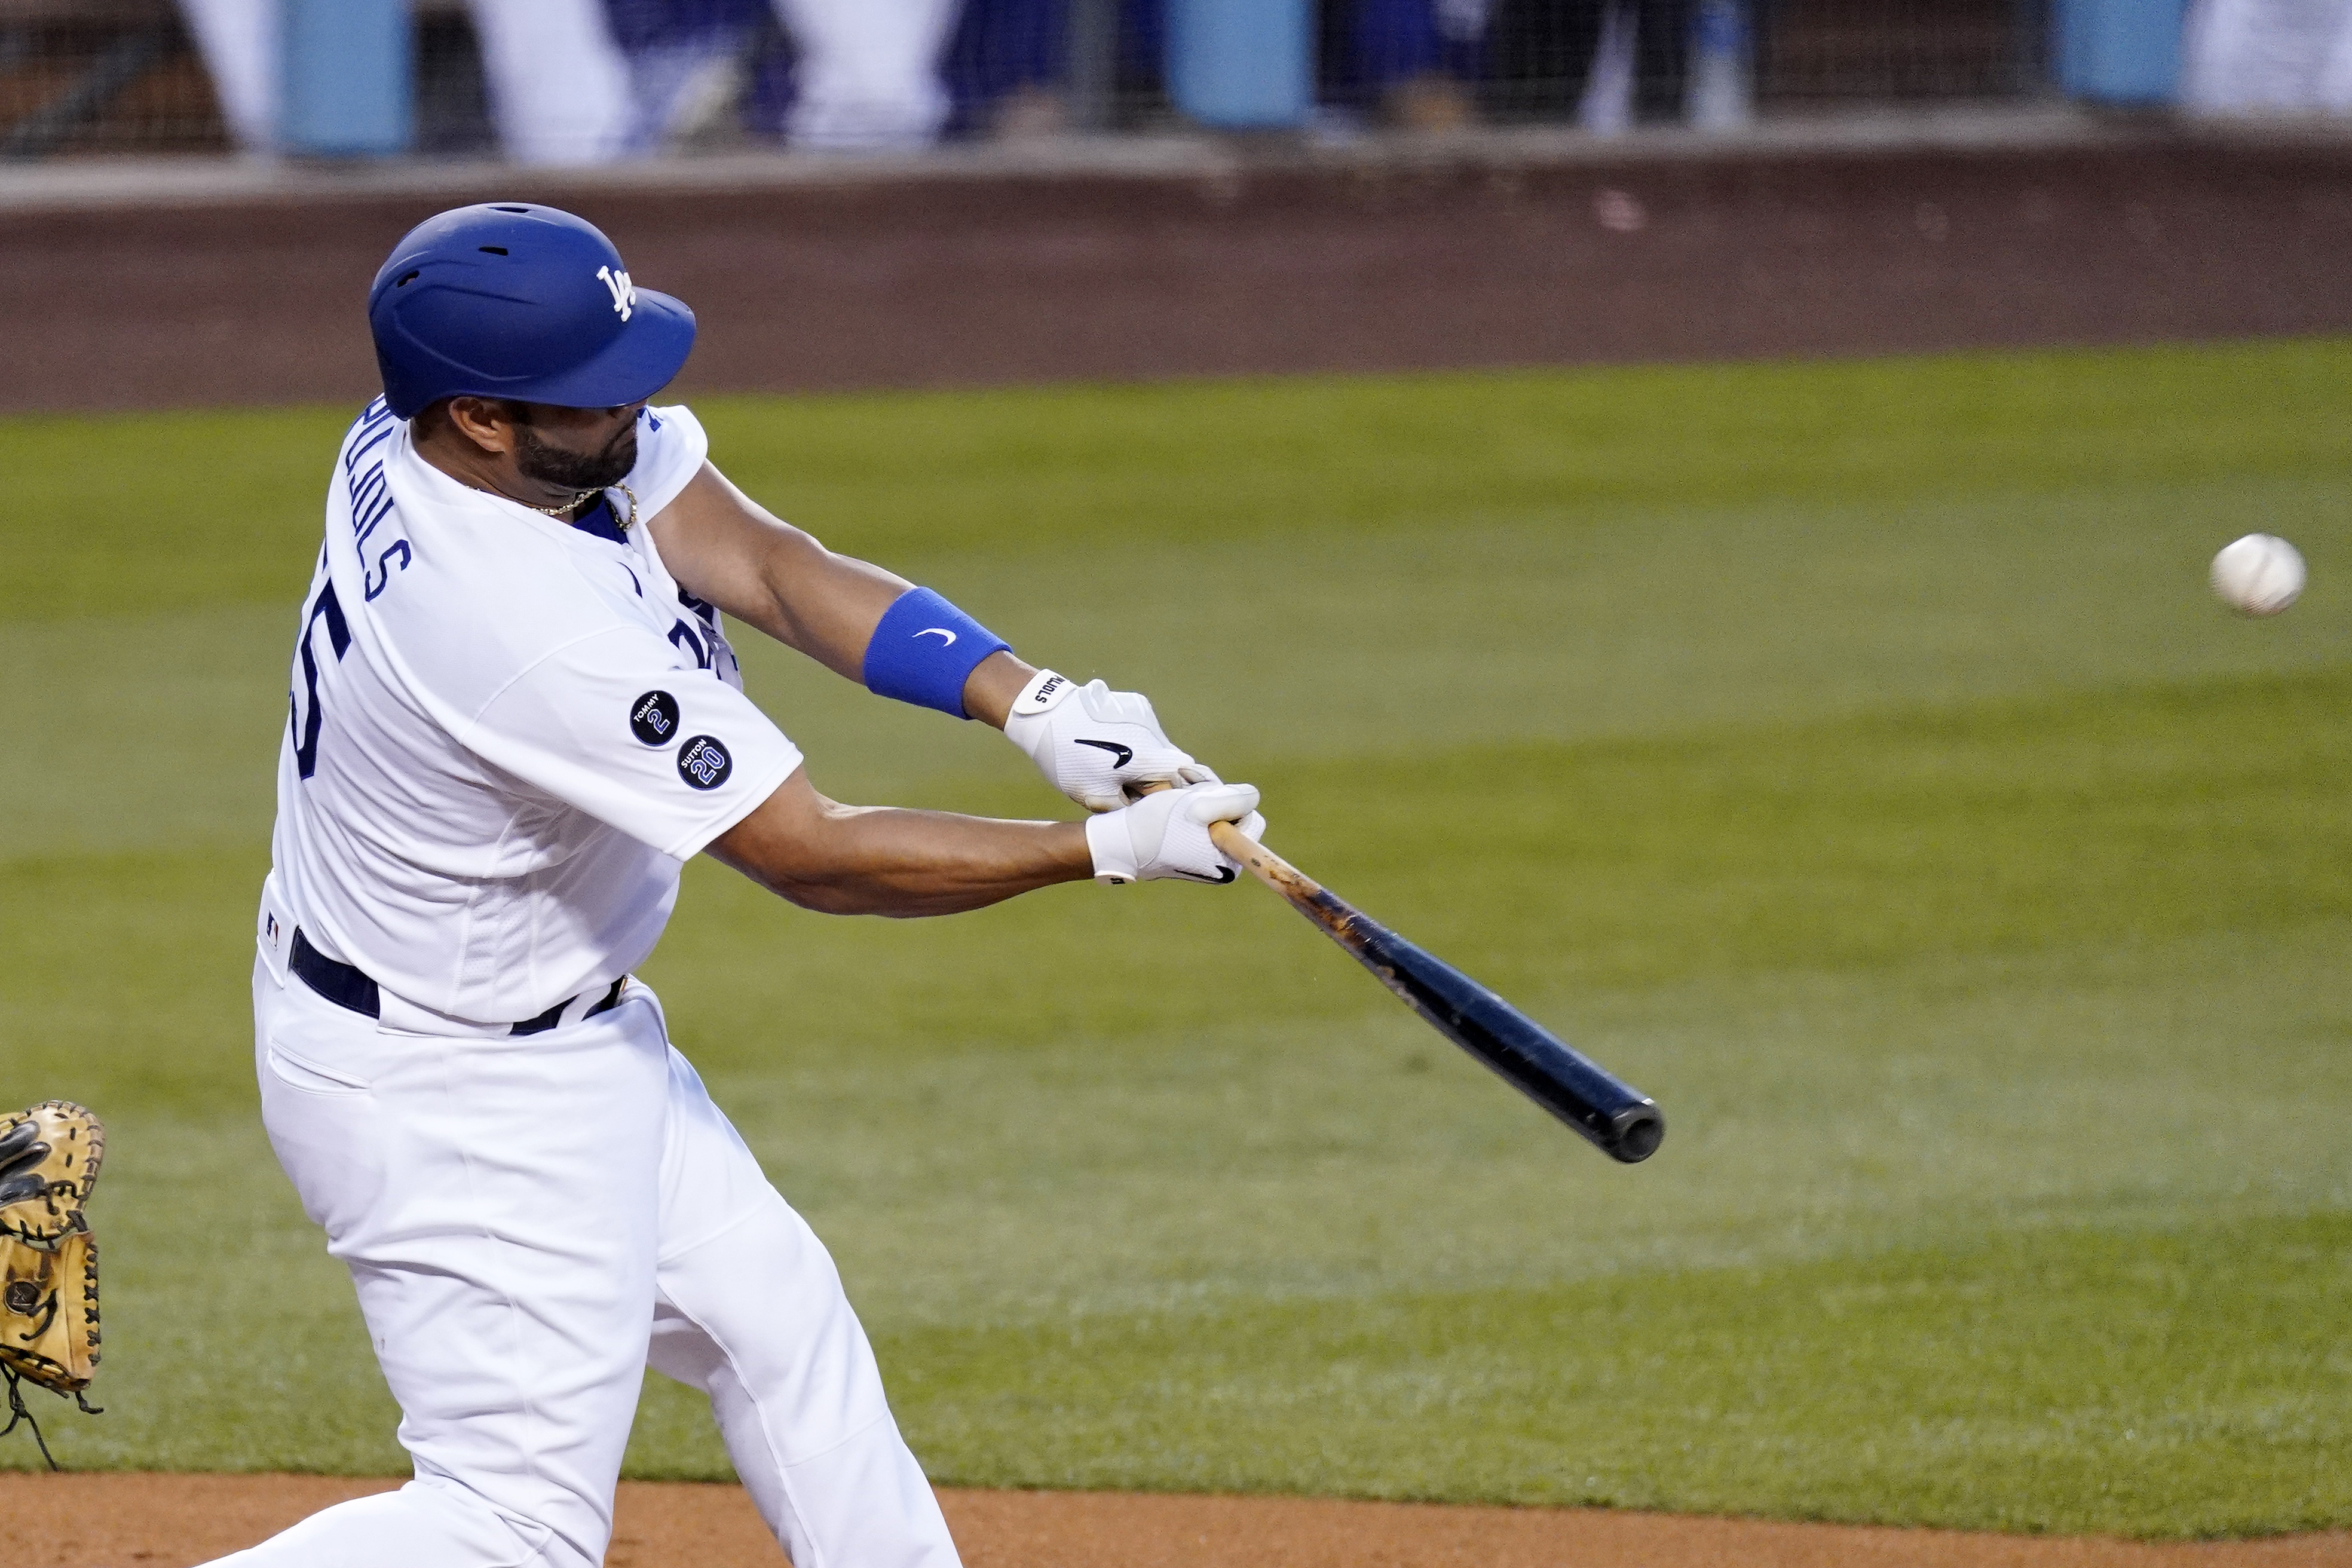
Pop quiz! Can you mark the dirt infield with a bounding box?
[5,134,2351,414]
[2,1474,2347,1567]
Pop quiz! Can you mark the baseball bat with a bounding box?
[1202,816,1665,1165]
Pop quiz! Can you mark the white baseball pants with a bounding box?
[770,0,958,148]
[207,958,962,1568]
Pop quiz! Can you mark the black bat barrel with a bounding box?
[1346,918,1665,1163]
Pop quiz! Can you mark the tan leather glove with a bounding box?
[0,1101,104,1465]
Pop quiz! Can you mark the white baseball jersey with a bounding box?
[259,400,802,1028]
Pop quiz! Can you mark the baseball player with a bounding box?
[210,203,1263,1568]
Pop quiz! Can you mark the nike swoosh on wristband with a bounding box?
[1177,866,1238,884]
[915,628,957,645]
[1073,739,1134,768]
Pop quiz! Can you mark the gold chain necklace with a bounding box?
[512,488,596,520]
[503,481,638,533]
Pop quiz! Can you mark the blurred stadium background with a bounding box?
[3,0,2350,419]
[4,0,2053,160]
[4,0,2352,1561]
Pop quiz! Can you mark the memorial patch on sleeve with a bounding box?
[676,735,732,790]
[630,690,679,746]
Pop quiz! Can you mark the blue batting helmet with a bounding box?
[367,204,696,420]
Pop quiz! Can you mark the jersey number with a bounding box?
[290,582,351,780]
[667,618,711,670]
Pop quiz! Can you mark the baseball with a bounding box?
[2210,533,2305,617]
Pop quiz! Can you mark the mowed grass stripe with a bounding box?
[640,666,2352,1072]
[5,338,2349,623]
[830,1211,2352,1539]
[19,663,2347,1100]
[9,473,2348,860]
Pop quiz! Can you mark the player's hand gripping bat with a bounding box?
[1180,802,1665,1164]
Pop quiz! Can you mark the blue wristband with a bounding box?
[862,587,1011,719]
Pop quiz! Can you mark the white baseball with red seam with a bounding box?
[1002,668,1217,811]
[2210,534,2305,617]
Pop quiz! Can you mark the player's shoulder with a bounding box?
[624,402,711,518]
[640,401,699,439]
[381,500,639,630]
[633,402,705,462]
[362,430,658,703]
[376,544,666,724]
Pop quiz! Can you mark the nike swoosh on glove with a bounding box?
[1084,782,1266,885]
[1003,669,1218,812]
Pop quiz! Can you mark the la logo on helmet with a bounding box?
[596,265,636,322]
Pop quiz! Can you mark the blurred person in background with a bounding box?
[605,0,966,152]
[178,0,635,163]
[763,0,960,146]
[2181,0,2352,113]
[1487,0,1692,127]
[467,0,635,158]
[604,0,966,151]
[175,0,272,152]
[1342,0,1699,134]
[180,0,960,160]
[941,0,1073,139]
[1349,0,1492,129]
[939,0,1174,141]
[604,0,771,152]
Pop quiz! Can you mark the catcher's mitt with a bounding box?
[0,1100,103,1467]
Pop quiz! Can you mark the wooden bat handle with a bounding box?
[1206,819,1371,951]
[1129,781,1348,936]
[1207,819,1321,902]
[1127,780,1316,902]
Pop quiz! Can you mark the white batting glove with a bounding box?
[1085,782,1266,885]
[1003,669,1217,813]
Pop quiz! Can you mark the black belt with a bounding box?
[289,929,624,1036]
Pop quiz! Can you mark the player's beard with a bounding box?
[514,418,639,493]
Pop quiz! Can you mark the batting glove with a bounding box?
[1003,669,1217,813]
[1085,782,1266,885]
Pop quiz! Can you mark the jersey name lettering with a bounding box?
[342,402,413,601]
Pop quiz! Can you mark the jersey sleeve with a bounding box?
[461,624,801,860]
[624,403,710,521]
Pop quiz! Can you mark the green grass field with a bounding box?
[1,339,2347,1537]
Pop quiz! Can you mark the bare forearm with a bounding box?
[709,774,1091,917]
[646,466,897,676]
[738,554,1032,722]
[746,551,905,682]
[648,465,1034,719]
